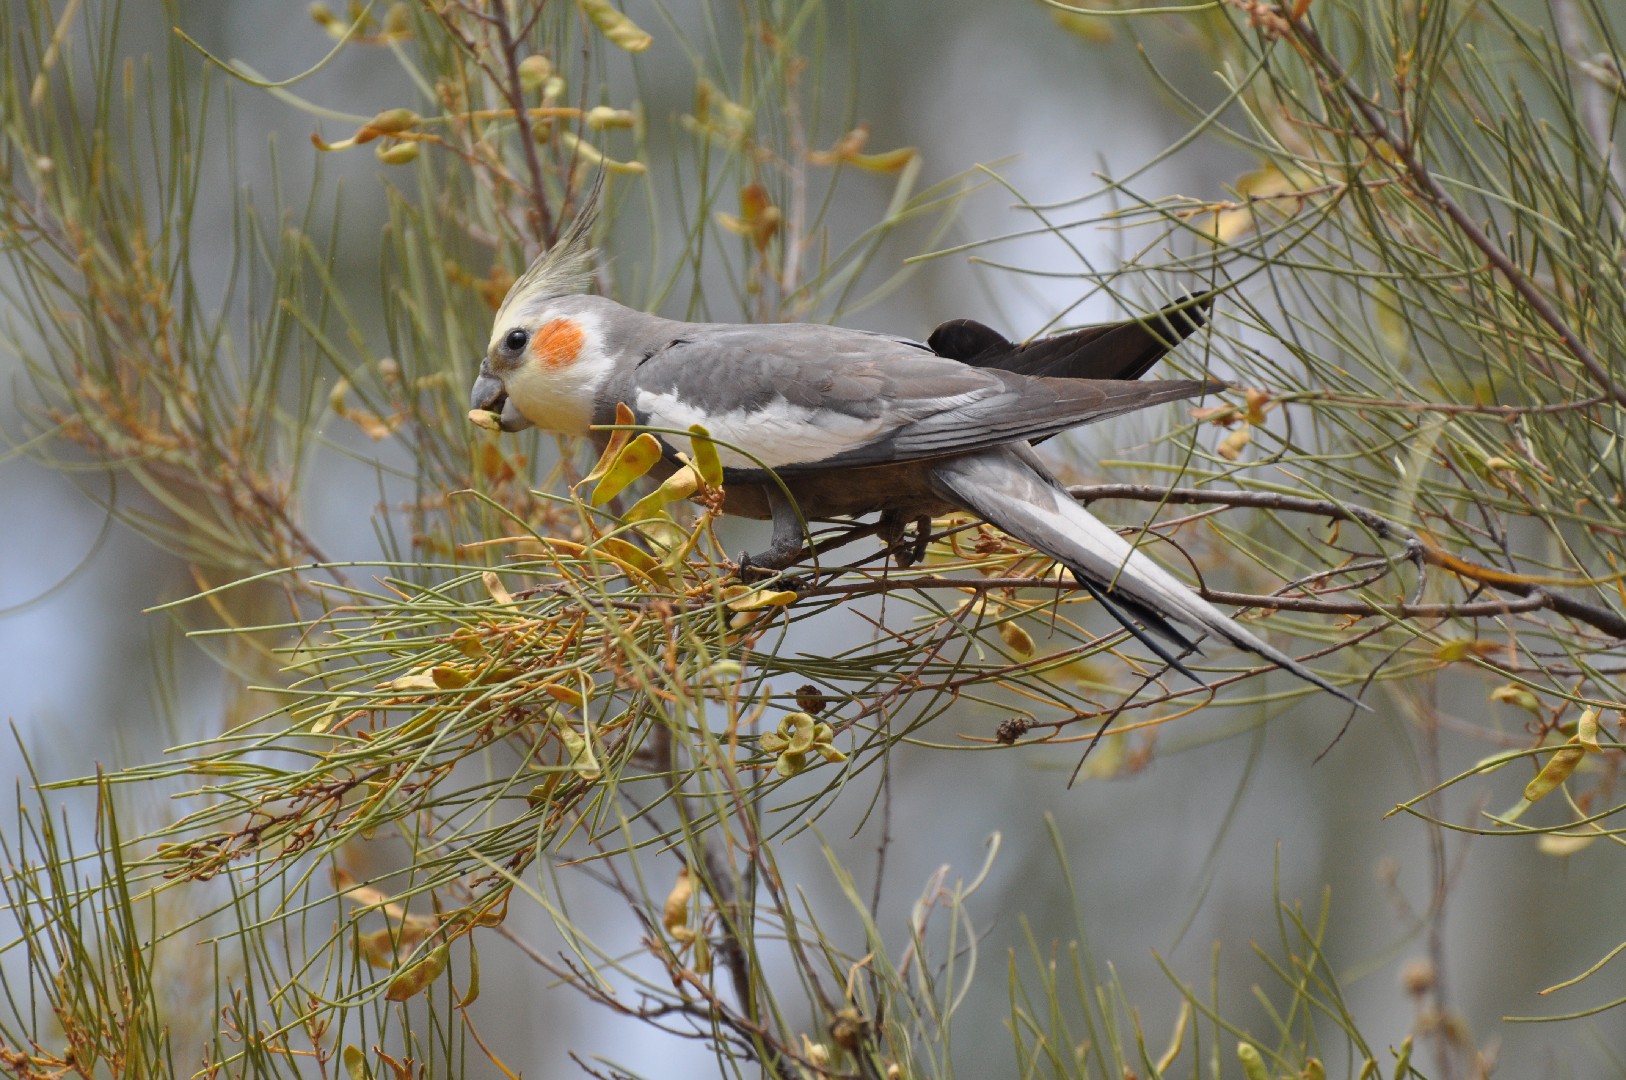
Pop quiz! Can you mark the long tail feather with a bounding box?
[930,446,1366,709]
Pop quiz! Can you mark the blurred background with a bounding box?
[3,2,1622,1077]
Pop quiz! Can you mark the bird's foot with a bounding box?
[733,542,804,582]
[877,511,933,568]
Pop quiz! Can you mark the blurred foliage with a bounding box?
[2,0,1625,1076]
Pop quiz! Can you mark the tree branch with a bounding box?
[1285,13,1626,407]
[1067,483,1626,639]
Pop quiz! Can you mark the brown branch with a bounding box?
[781,485,1626,639]
[488,0,555,244]
[1066,483,1626,639]
[1285,13,1626,407]
[800,572,1545,623]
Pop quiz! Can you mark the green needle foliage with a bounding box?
[2,0,1624,1076]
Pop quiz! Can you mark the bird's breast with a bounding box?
[722,464,953,522]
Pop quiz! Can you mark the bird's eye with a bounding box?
[503,328,530,353]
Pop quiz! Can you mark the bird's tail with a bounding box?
[929,447,1364,708]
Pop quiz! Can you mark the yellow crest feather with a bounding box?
[492,193,599,328]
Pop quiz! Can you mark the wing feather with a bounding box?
[629,324,1217,473]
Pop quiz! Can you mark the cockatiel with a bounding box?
[469,213,1360,706]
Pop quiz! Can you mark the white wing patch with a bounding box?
[635,390,894,469]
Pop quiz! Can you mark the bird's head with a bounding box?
[469,205,604,436]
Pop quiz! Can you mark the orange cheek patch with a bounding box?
[531,318,586,369]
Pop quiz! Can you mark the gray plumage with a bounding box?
[469,252,1361,707]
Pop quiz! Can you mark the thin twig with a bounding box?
[1287,13,1626,407]
[1067,484,1626,638]
[489,0,555,243]
[1551,0,1626,222]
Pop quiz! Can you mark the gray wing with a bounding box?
[627,324,1217,474]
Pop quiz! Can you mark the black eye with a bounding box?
[503,328,530,353]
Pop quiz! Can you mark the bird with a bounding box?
[468,212,1361,707]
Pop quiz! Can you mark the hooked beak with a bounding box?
[469,360,534,432]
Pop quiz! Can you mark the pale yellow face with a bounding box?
[480,305,614,437]
[470,218,603,436]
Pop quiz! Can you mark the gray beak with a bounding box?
[469,360,534,432]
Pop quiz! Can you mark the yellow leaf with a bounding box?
[693,933,711,973]
[307,700,342,734]
[1538,831,1599,857]
[1243,387,1272,425]
[1433,638,1503,663]
[1577,707,1600,752]
[1216,426,1252,460]
[343,1045,372,1080]
[598,536,672,589]
[1373,282,1410,361]
[358,926,421,969]
[577,0,653,52]
[471,891,510,927]
[482,570,515,605]
[1190,403,1242,427]
[625,464,700,522]
[314,109,421,153]
[808,124,917,173]
[542,681,586,708]
[778,712,818,755]
[590,432,664,505]
[374,141,419,165]
[727,588,798,612]
[1208,164,1302,243]
[360,108,420,141]
[558,129,647,174]
[459,941,481,1006]
[585,105,637,129]
[388,672,440,692]
[430,665,471,689]
[687,425,724,487]
[1237,1041,1270,1080]
[662,867,695,942]
[1489,683,1542,714]
[998,621,1035,658]
[385,943,449,1001]
[847,147,917,173]
[1524,739,1586,802]
[583,402,638,487]
[716,184,781,251]
[518,54,553,92]
[1052,8,1113,43]
[558,724,601,780]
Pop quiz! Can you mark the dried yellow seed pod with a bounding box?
[1236,1042,1270,1080]
[518,54,553,93]
[662,867,696,942]
[374,141,419,165]
[577,0,654,52]
[998,620,1035,658]
[361,108,420,141]
[585,105,637,129]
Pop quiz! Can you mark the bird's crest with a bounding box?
[493,193,598,328]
